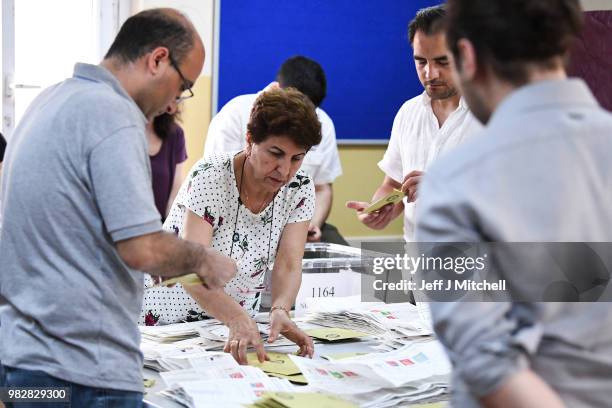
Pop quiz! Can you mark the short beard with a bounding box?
[426,86,458,100]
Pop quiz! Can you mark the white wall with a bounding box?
[581,0,612,11]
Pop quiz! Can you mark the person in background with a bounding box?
[148,110,187,221]
[142,88,318,364]
[0,132,5,177]
[205,56,346,245]
[0,132,5,230]
[417,0,612,406]
[347,5,481,242]
[0,9,235,405]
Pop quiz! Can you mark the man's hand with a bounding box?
[401,170,424,203]
[307,223,322,242]
[346,200,397,230]
[268,309,314,358]
[199,247,237,290]
[225,314,267,365]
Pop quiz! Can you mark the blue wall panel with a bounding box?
[218,0,440,142]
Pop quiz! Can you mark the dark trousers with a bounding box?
[1,366,143,408]
[320,223,349,246]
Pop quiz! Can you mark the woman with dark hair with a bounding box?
[147,110,188,221]
[141,88,321,364]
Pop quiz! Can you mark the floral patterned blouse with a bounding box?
[139,153,315,325]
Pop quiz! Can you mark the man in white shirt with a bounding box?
[347,5,481,242]
[205,56,345,244]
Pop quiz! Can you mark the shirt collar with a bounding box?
[72,63,147,124]
[420,90,469,111]
[488,78,598,127]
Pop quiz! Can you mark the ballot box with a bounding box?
[260,243,380,313]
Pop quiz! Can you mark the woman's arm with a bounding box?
[165,162,186,218]
[268,220,314,357]
[270,220,309,310]
[180,209,267,363]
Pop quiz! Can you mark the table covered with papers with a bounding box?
[141,296,450,408]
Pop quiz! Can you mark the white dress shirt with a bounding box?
[378,92,482,242]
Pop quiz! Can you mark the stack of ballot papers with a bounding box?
[302,296,433,350]
[290,341,451,407]
[247,392,358,408]
[141,321,296,370]
[156,353,297,407]
[160,378,296,408]
[140,319,221,343]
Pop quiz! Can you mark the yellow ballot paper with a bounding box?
[157,273,203,287]
[363,189,404,213]
[305,327,369,342]
[249,392,357,408]
[247,352,302,376]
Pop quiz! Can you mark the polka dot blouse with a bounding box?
[139,153,315,325]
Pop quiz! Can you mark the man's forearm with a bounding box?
[480,369,565,408]
[312,183,333,228]
[117,231,206,278]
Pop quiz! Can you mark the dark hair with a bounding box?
[276,56,327,107]
[0,132,6,162]
[248,88,322,150]
[153,112,181,140]
[446,0,583,84]
[105,8,195,64]
[408,5,446,44]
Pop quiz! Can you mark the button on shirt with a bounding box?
[378,92,482,242]
[0,63,161,392]
[204,88,342,185]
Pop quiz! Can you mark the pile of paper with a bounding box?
[247,392,357,408]
[303,296,433,350]
[290,341,450,407]
[140,320,221,343]
[160,378,296,408]
[141,320,297,371]
[158,350,294,406]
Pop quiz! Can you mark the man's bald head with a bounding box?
[105,8,202,65]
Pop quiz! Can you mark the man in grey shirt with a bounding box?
[0,8,235,405]
[416,0,612,407]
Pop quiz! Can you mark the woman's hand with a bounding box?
[268,309,314,358]
[224,314,267,364]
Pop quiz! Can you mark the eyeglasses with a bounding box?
[168,53,195,103]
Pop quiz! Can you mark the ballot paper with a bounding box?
[363,189,405,213]
[196,323,296,349]
[160,365,269,388]
[305,327,370,342]
[320,352,370,361]
[157,273,203,287]
[289,341,451,397]
[303,296,433,350]
[346,382,449,408]
[247,391,358,408]
[159,378,295,408]
[140,319,221,343]
[247,352,302,376]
